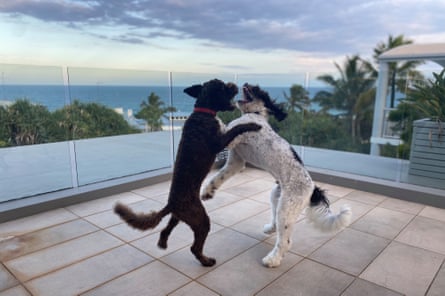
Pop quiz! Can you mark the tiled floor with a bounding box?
[1,168,444,296]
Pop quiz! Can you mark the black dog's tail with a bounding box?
[306,186,351,232]
[114,203,170,230]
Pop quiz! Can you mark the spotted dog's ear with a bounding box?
[184,84,202,99]
[265,100,287,121]
[270,104,287,121]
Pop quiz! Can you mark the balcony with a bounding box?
[1,167,445,295]
[1,64,444,295]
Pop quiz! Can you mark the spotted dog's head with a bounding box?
[237,83,287,121]
[184,79,239,112]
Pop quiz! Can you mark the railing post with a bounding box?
[63,66,79,188]
[370,61,389,155]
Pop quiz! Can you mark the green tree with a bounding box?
[314,55,375,146]
[135,92,177,132]
[51,100,139,140]
[0,105,10,147]
[0,99,53,146]
[371,34,424,108]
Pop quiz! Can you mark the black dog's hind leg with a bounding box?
[182,206,215,266]
[158,216,180,249]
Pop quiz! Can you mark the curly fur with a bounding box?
[114,79,261,267]
[201,83,351,267]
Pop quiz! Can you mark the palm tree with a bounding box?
[314,55,375,144]
[283,84,310,113]
[2,99,52,145]
[372,34,424,108]
[135,92,176,132]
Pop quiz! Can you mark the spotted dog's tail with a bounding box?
[114,203,170,230]
[306,186,351,232]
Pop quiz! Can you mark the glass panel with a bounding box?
[298,69,404,181]
[66,67,172,186]
[0,64,73,202]
[396,68,445,190]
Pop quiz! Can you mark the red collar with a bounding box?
[193,107,217,116]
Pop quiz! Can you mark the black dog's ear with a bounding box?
[184,84,202,99]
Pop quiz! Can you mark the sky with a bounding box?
[1,0,444,77]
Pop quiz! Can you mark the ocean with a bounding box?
[0,84,329,117]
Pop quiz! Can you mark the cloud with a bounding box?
[1,0,444,57]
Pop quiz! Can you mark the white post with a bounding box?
[370,61,389,155]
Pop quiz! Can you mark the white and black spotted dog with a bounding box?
[201,83,352,267]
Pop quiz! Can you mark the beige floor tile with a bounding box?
[342,279,403,296]
[131,222,223,259]
[83,210,124,229]
[25,245,153,296]
[360,241,444,296]
[351,207,414,239]
[106,222,156,242]
[169,282,219,296]
[231,210,272,241]
[276,219,339,257]
[320,183,355,198]
[427,262,445,296]
[161,228,259,279]
[379,197,425,215]
[81,261,190,296]
[248,189,272,204]
[66,192,146,217]
[217,171,257,190]
[202,169,256,192]
[419,206,445,223]
[344,190,387,206]
[395,216,445,255]
[0,219,98,262]
[209,199,269,227]
[198,243,302,296]
[223,179,275,198]
[142,192,169,203]
[6,231,123,281]
[242,167,273,179]
[256,259,354,296]
[0,209,77,239]
[310,228,390,275]
[201,191,243,212]
[0,285,31,296]
[131,180,171,198]
[0,264,18,292]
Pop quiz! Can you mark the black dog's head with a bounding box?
[238,83,287,121]
[184,79,238,112]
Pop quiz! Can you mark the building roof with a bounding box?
[378,43,445,67]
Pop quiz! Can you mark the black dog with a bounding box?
[114,79,261,266]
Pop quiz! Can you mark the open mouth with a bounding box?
[239,84,254,104]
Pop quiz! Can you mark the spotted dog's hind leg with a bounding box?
[263,183,280,234]
[201,150,245,200]
[262,188,307,268]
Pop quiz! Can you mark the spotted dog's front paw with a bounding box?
[262,252,282,268]
[263,223,276,234]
